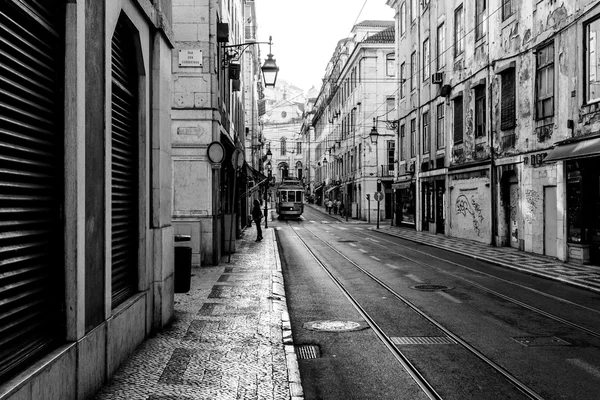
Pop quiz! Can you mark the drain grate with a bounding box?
[295,345,320,359]
[391,336,457,345]
[512,336,571,347]
[410,284,452,292]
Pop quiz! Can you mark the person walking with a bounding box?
[251,199,263,241]
[327,199,333,215]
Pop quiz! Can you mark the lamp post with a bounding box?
[223,36,279,88]
[370,118,380,229]
[265,149,272,228]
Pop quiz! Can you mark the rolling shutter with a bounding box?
[111,16,138,308]
[0,1,64,380]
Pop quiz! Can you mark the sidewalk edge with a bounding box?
[374,228,600,295]
[271,230,304,400]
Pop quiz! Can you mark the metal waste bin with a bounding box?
[174,234,192,293]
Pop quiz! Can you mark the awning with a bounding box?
[544,136,600,163]
[325,185,340,194]
[392,181,413,190]
[314,183,324,191]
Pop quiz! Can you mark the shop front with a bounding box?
[393,180,416,228]
[544,135,600,265]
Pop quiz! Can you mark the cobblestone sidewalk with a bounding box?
[95,226,303,400]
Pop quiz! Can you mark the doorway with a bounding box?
[544,186,557,257]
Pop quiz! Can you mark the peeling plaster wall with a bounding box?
[449,177,491,244]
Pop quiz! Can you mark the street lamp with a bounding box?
[223,36,279,88]
[369,118,380,229]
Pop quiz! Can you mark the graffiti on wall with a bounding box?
[455,194,485,235]
[524,189,540,224]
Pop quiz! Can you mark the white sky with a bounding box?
[254,0,395,93]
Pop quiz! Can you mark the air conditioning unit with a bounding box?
[432,72,444,84]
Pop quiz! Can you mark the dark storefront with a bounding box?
[393,181,416,227]
[565,157,600,265]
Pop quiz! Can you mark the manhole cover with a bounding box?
[295,344,320,359]
[303,320,369,332]
[410,284,452,292]
[512,336,571,347]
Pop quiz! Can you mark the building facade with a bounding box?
[387,0,600,266]
[172,0,267,265]
[309,21,397,222]
[0,1,174,399]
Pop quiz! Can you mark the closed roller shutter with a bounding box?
[111,16,138,308]
[0,1,64,380]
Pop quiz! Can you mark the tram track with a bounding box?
[294,212,600,339]
[287,220,546,400]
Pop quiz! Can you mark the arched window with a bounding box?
[280,137,286,155]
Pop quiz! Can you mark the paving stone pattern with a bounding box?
[95,227,302,400]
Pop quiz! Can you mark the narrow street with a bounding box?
[276,206,600,400]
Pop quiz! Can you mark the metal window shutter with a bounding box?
[0,0,63,380]
[110,17,138,308]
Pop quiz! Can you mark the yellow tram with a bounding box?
[275,179,305,219]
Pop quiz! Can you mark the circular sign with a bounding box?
[231,149,244,169]
[207,141,225,164]
[377,178,382,183]
[374,191,384,201]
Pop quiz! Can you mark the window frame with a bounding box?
[411,51,417,90]
[585,17,600,104]
[453,96,464,144]
[454,5,464,57]
[386,53,395,77]
[410,118,416,157]
[500,68,516,130]
[400,124,406,161]
[502,0,514,22]
[535,42,555,120]
[437,103,445,149]
[422,111,430,155]
[400,62,406,98]
[474,85,486,138]
[475,0,486,41]
[423,38,430,82]
[437,23,446,71]
[400,2,406,36]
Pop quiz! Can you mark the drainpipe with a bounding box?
[488,6,497,247]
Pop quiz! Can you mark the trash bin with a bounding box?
[174,234,192,293]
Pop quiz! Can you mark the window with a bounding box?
[454,5,464,57]
[536,42,554,119]
[437,23,445,71]
[400,3,406,36]
[411,0,417,22]
[423,38,430,81]
[411,51,417,90]
[296,141,302,154]
[437,103,445,149]
[400,124,406,161]
[400,62,406,98]
[500,69,516,130]
[387,141,395,171]
[586,18,600,103]
[280,137,286,155]
[453,96,463,144]
[476,0,486,41]
[386,54,395,76]
[475,85,486,138]
[386,97,395,118]
[410,118,416,157]
[422,111,430,154]
[502,0,514,21]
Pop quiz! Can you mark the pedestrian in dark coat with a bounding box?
[251,199,263,241]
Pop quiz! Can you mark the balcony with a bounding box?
[379,165,395,177]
